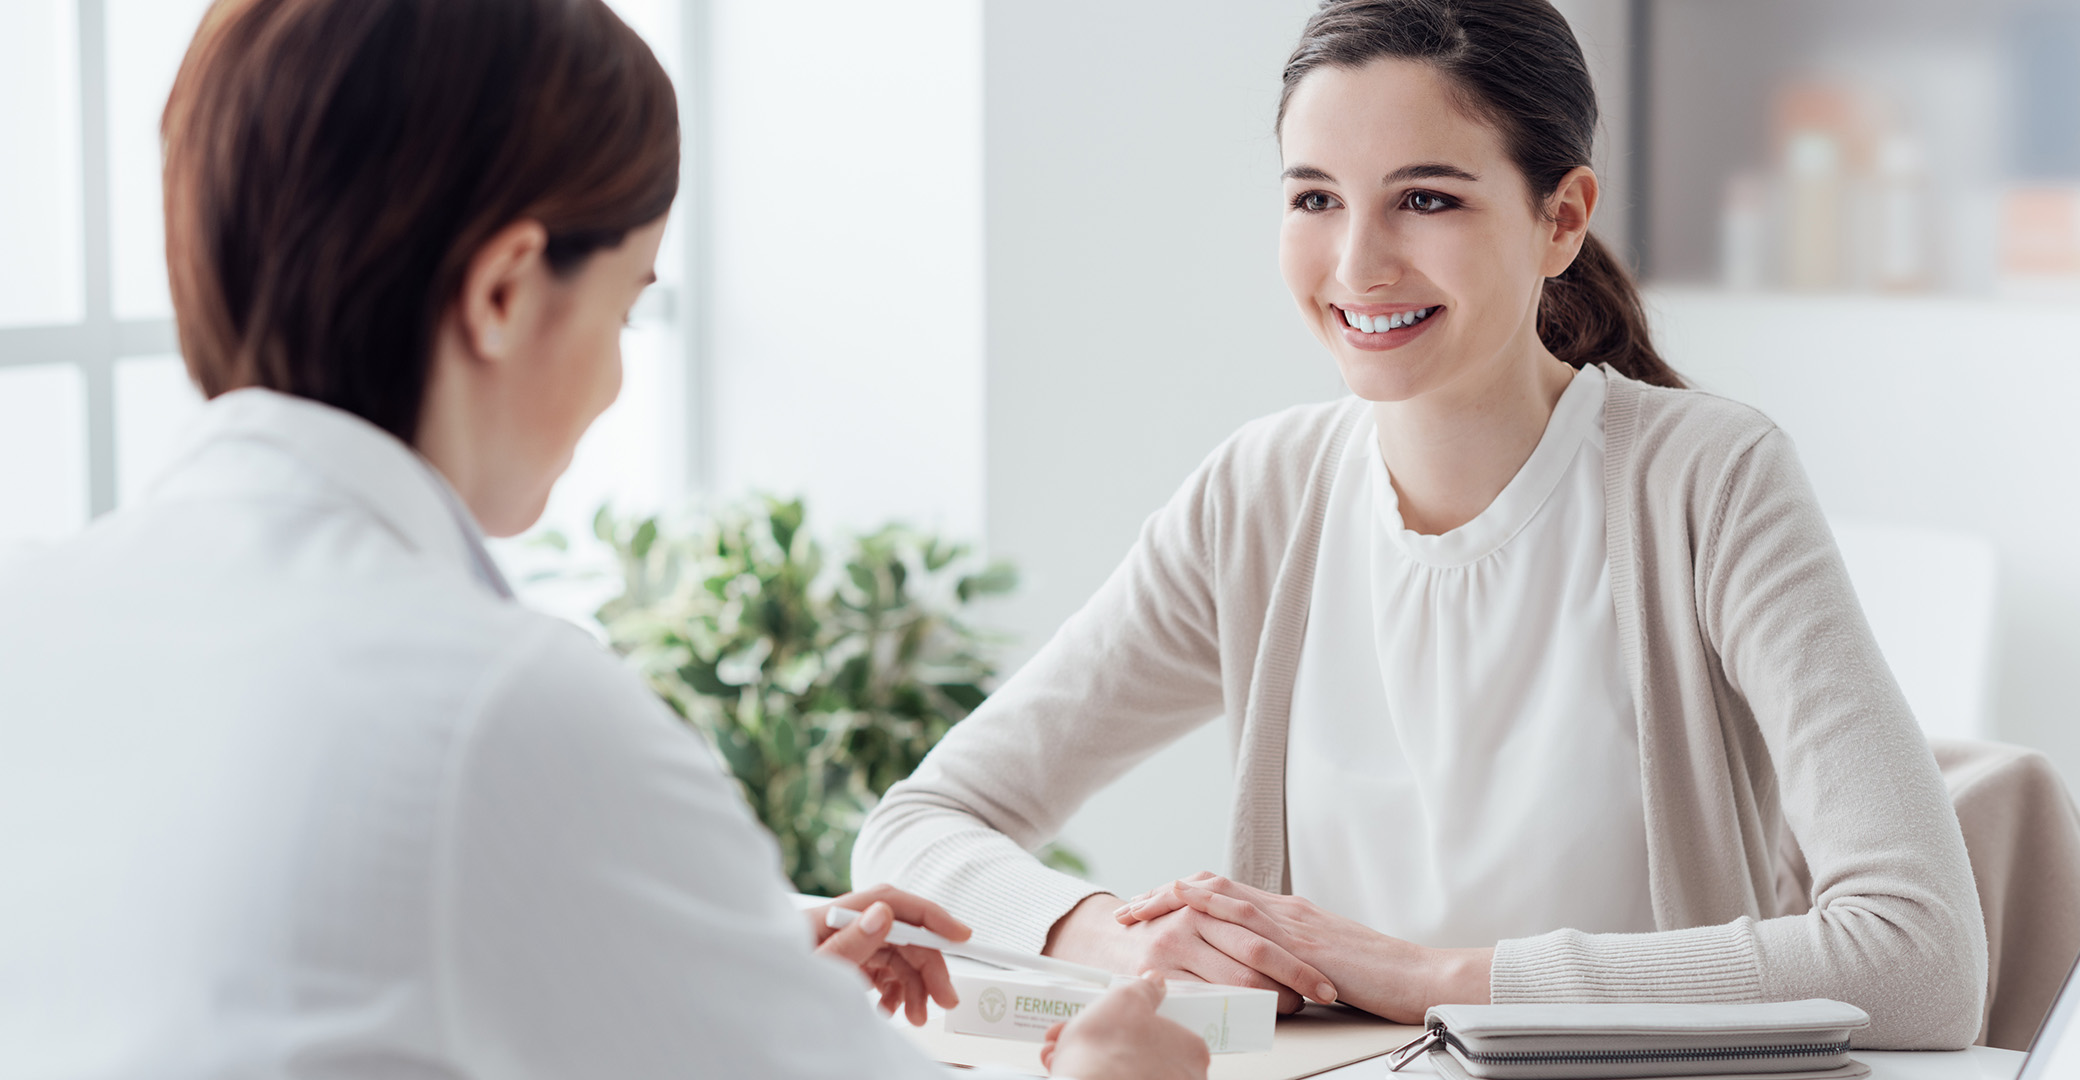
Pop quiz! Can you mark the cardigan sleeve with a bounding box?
[1492,426,1987,1049]
[850,451,1231,954]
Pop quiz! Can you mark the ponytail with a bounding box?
[1539,233,1684,388]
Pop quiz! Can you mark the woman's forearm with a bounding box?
[1325,930,1492,1019]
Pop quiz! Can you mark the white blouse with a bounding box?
[1285,365,1658,948]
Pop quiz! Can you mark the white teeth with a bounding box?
[1341,306,1437,333]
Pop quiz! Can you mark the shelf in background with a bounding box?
[1643,284,2080,402]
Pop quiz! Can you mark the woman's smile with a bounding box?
[1333,303,1444,351]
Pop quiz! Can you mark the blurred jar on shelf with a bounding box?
[1721,80,1938,295]
[1997,187,2080,300]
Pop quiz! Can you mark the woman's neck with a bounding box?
[1370,345,1579,536]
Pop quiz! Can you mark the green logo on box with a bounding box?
[978,987,1008,1024]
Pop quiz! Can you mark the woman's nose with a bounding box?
[1336,215,1404,294]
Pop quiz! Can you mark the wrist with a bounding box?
[1428,946,1493,1006]
[1044,893,1126,970]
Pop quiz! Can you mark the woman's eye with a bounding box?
[1404,190,1453,213]
[1291,190,1339,213]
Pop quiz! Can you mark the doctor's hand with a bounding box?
[1040,972,1210,1080]
[1044,893,1337,1014]
[1112,872,1492,1023]
[808,885,971,1027]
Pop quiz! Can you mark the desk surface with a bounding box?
[902,1002,1421,1078]
[896,1003,2028,1080]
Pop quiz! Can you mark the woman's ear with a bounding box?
[457,220,551,363]
[1541,166,1599,278]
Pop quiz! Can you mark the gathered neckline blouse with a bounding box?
[1284,365,1658,947]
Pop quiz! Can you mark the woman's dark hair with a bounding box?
[164,0,681,442]
[1278,0,1682,388]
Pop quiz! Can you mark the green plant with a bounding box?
[588,495,1085,896]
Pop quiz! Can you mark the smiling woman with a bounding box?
[855,0,1988,1053]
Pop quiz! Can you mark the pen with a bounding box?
[824,905,1119,987]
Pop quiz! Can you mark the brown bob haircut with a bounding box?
[163,0,680,443]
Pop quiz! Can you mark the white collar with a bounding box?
[156,387,514,599]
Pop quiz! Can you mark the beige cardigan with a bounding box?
[854,367,1988,1049]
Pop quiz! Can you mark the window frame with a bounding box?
[0,0,174,517]
[0,0,713,522]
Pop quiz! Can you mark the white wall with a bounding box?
[705,0,985,539]
[980,0,1341,896]
[1547,0,1637,260]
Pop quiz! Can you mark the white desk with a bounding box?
[896,1001,2028,1080]
[823,896,2029,1080]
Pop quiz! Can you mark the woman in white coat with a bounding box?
[0,1,1204,1076]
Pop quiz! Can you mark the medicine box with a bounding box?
[942,959,1278,1054]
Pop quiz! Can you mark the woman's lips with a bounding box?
[1335,304,1443,351]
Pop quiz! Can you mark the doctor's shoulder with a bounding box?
[442,600,736,785]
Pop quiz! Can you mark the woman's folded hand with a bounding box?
[1044,892,1337,1013]
[1113,872,1491,1022]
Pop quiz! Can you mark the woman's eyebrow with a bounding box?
[1382,162,1480,184]
[1280,162,1481,184]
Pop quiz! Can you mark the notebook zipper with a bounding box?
[1388,1024,1853,1072]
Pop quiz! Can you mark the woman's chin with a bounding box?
[481,482,557,539]
[489,452,577,538]
[1331,350,1447,404]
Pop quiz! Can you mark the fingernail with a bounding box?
[1317,983,1337,1003]
[1112,904,1131,918]
[860,903,890,934]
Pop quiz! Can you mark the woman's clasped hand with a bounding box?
[1048,886,1336,1015]
[1107,873,1493,1023]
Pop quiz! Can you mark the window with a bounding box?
[0,0,703,584]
